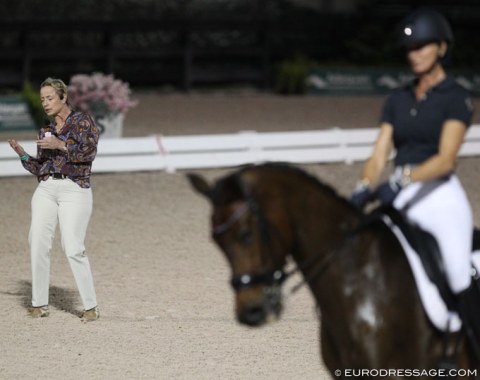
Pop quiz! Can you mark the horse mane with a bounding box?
[211,162,356,212]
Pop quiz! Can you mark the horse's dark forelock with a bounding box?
[210,172,245,206]
[211,163,355,211]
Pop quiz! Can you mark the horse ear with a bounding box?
[186,173,212,200]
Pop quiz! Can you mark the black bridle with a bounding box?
[212,195,288,291]
[212,193,351,293]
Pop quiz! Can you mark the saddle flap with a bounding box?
[379,207,457,311]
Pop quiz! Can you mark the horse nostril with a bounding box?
[239,305,266,326]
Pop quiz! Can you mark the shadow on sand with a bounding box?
[2,280,80,316]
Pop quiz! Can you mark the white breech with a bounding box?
[29,177,97,310]
[393,174,473,294]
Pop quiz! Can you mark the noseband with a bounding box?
[212,197,288,291]
[230,269,286,291]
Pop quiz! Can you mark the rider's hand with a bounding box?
[376,166,412,206]
[350,180,372,210]
[376,180,402,205]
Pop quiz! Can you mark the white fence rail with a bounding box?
[1,125,480,177]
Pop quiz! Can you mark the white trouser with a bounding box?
[29,178,97,310]
[393,174,473,294]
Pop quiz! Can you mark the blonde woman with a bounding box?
[8,78,100,321]
[351,8,479,349]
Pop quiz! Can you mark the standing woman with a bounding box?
[8,77,100,321]
[351,9,479,347]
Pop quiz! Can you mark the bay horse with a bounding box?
[188,163,478,379]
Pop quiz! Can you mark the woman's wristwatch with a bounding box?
[354,178,371,191]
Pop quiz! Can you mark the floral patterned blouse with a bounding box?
[22,111,100,188]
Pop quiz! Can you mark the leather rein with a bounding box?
[212,196,351,293]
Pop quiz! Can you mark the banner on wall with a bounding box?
[306,69,480,96]
[0,96,36,132]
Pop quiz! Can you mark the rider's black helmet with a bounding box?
[398,8,454,50]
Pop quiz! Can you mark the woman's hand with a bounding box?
[7,139,26,157]
[36,136,65,151]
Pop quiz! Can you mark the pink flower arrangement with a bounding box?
[68,73,137,118]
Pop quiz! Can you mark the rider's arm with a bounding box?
[409,119,467,182]
[359,122,394,188]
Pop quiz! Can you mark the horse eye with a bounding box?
[237,229,253,245]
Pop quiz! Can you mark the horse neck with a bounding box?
[244,166,359,281]
[273,179,364,309]
[286,184,359,264]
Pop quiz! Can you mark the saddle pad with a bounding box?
[381,215,462,332]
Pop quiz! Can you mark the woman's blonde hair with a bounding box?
[40,77,72,107]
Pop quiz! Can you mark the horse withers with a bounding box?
[188,163,478,378]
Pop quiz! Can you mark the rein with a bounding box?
[286,233,354,294]
[212,195,354,293]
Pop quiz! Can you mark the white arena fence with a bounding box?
[1,125,480,177]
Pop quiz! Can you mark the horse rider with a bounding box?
[350,7,480,353]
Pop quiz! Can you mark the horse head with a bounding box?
[188,168,294,327]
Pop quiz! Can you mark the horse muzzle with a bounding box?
[236,285,283,327]
[230,269,286,326]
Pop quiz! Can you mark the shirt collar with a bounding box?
[44,110,76,135]
[406,75,456,94]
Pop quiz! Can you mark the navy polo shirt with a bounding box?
[380,76,474,166]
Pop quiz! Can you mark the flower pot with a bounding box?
[95,113,124,139]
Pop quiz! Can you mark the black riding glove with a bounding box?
[376,179,402,205]
[350,181,372,210]
[377,166,412,205]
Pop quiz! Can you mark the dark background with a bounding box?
[0,0,479,91]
